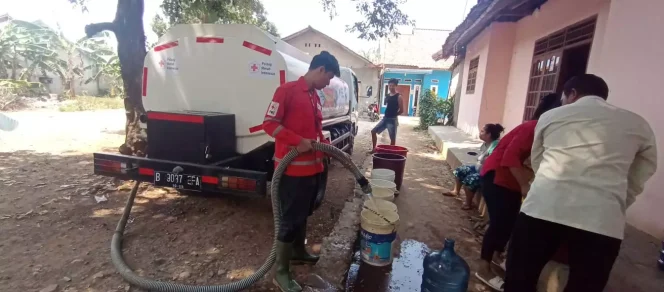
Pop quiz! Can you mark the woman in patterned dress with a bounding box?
[443,123,504,210]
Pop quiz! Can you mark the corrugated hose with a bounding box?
[111,142,373,291]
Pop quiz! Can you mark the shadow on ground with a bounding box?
[0,148,371,291]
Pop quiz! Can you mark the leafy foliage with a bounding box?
[0,19,115,97]
[85,55,123,97]
[320,0,414,40]
[359,47,381,63]
[156,0,279,37]
[416,89,454,129]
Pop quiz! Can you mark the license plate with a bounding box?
[154,171,202,191]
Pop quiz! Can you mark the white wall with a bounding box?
[590,0,664,238]
[457,28,491,138]
[500,0,610,131]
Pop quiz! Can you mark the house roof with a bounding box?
[380,28,454,70]
[432,0,548,61]
[282,26,376,66]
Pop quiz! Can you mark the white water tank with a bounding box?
[142,24,354,154]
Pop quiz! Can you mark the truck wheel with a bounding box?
[313,158,329,211]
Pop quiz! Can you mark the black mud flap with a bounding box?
[313,158,330,211]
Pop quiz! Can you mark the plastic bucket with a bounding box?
[363,199,398,213]
[373,153,406,190]
[376,145,409,158]
[371,168,396,183]
[369,179,397,202]
[360,209,399,266]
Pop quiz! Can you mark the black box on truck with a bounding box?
[146,111,236,164]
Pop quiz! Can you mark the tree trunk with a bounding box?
[86,0,147,156]
[11,45,17,80]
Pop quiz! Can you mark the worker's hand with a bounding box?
[520,184,530,197]
[296,138,314,153]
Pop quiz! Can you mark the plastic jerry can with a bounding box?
[421,238,470,292]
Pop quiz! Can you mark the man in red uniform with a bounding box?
[262,51,340,292]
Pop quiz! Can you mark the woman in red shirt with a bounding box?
[475,93,561,291]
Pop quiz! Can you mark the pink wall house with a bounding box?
[434,0,664,239]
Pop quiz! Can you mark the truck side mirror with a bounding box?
[366,86,373,97]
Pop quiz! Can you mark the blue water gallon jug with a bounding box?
[421,238,470,292]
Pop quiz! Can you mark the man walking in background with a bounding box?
[371,78,403,151]
[504,74,657,292]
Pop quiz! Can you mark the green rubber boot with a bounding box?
[291,225,319,265]
[273,241,302,292]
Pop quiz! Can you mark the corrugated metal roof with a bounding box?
[380,28,455,70]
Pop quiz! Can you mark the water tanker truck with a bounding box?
[92,24,359,199]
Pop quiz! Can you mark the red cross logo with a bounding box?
[251,63,258,72]
[159,60,165,68]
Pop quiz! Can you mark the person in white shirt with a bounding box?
[504,74,657,292]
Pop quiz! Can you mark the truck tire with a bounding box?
[313,158,330,211]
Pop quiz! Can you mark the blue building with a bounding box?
[377,28,454,116]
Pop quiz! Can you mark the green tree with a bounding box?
[359,47,381,63]
[85,55,123,97]
[0,20,61,80]
[320,0,414,41]
[151,14,169,39]
[157,0,279,37]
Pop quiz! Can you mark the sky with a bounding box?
[0,0,476,52]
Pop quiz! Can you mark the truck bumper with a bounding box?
[93,152,268,197]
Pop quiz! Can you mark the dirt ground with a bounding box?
[0,109,375,292]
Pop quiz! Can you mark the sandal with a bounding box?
[475,272,505,292]
[461,203,475,210]
[492,259,507,272]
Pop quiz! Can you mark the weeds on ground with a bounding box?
[59,96,123,112]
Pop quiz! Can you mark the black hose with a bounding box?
[110,143,371,291]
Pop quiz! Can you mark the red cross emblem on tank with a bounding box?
[251,63,258,72]
[159,59,165,68]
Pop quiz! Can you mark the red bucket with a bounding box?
[375,145,409,158]
[372,153,407,190]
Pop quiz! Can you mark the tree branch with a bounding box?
[85,22,116,38]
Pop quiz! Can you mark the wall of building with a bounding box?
[478,22,516,130]
[449,58,465,125]
[456,27,492,138]
[423,70,451,99]
[500,0,610,131]
[589,0,664,238]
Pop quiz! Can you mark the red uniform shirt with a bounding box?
[480,120,537,192]
[262,77,326,177]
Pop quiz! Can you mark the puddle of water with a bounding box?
[346,239,430,291]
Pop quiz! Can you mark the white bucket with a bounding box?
[371,168,396,183]
[360,209,399,266]
[363,199,398,213]
[369,179,397,202]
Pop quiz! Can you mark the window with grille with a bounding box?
[466,57,479,94]
[523,17,596,121]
